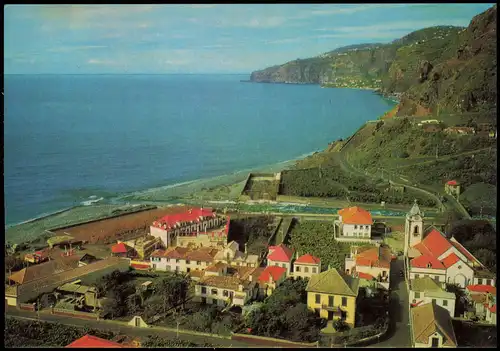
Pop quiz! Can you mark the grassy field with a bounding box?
[383,231,405,252]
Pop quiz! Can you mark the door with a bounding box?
[135,317,140,327]
[431,337,440,347]
[328,311,334,320]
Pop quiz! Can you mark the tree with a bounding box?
[333,319,349,332]
[152,274,189,313]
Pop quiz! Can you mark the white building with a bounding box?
[410,277,456,317]
[411,302,457,348]
[404,201,495,289]
[292,253,321,280]
[266,244,294,275]
[149,246,219,273]
[334,206,373,243]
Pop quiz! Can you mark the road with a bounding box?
[5,307,253,348]
[370,257,411,347]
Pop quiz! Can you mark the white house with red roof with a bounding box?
[266,244,294,275]
[405,202,495,289]
[150,207,229,249]
[292,253,321,280]
[444,180,460,199]
[334,206,373,243]
[465,285,496,322]
[258,266,288,297]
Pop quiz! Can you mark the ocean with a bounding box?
[4,74,396,226]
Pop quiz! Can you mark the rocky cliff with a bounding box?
[250,5,497,116]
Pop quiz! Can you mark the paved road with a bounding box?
[5,307,253,348]
[370,257,411,347]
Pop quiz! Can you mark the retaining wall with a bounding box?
[52,308,99,320]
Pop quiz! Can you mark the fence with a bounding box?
[231,332,319,348]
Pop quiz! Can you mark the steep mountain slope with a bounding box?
[399,5,497,116]
[250,26,463,90]
[250,5,497,117]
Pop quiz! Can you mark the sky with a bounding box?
[4,3,496,74]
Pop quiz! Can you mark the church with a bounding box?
[404,201,495,289]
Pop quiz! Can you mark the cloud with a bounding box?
[87,59,117,65]
[47,45,108,53]
[264,37,302,44]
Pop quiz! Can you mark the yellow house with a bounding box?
[306,268,359,327]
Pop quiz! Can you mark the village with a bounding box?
[4,194,497,348]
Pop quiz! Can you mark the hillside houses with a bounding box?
[334,206,374,243]
[345,244,391,289]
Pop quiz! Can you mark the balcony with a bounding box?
[322,304,343,313]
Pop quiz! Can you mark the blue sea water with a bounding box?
[4,74,395,226]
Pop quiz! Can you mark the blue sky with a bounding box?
[4,3,495,74]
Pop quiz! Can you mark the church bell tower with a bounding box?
[404,200,424,256]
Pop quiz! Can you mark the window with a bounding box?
[176,259,180,264]
[166,258,170,263]
[415,292,421,299]
[478,278,483,285]
[304,267,309,273]
[487,279,492,286]
[434,276,439,281]
[223,290,229,297]
[296,266,301,272]
[328,296,334,307]
[414,226,419,234]
[415,274,420,279]
[431,337,440,348]
[201,287,207,294]
[443,300,448,306]
[315,294,321,304]
[186,260,190,264]
[312,267,317,274]
[432,299,436,304]
[282,264,286,268]
[211,288,218,296]
[197,261,201,266]
[354,225,358,229]
[187,268,191,273]
[342,297,347,307]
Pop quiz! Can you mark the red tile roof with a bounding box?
[354,246,391,269]
[446,180,458,186]
[295,254,321,265]
[164,247,190,259]
[410,255,445,270]
[258,266,287,283]
[489,304,496,313]
[441,253,461,268]
[153,207,215,229]
[267,244,294,262]
[357,272,375,280]
[111,243,129,254]
[150,249,166,257]
[66,335,124,348]
[417,229,452,258]
[338,206,373,225]
[466,285,496,295]
[450,240,480,266]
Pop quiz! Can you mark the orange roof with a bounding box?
[295,254,321,265]
[441,253,461,268]
[258,266,287,283]
[66,335,124,348]
[466,285,496,295]
[338,206,373,225]
[354,246,391,269]
[357,272,375,280]
[416,229,452,258]
[410,255,445,270]
[267,244,294,262]
[489,304,496,313]
[111,243,129,254]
